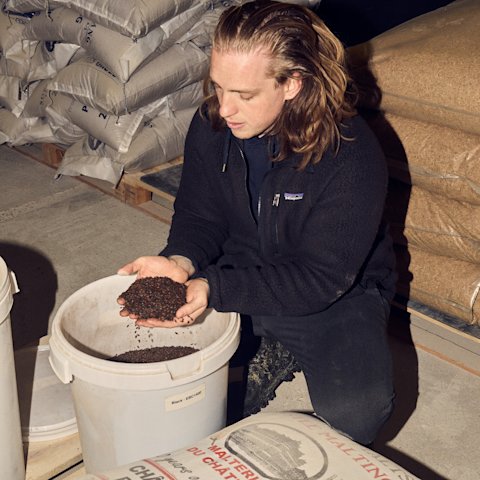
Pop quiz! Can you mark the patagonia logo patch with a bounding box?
[284,192,304,201]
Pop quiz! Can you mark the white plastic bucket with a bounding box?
[49,274,240,473]
[0,257,24,480]
[15,344,77,442]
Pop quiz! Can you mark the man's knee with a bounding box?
[313,389,395,446]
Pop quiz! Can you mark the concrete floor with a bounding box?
[2,145,479,480]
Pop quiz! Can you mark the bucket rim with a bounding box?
[0,257,15,323]
[0,257,10,301]
[49,274,241,388]
[51,306,240,372]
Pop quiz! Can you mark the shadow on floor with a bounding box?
[374,310,449,480]
[0,242,57,349]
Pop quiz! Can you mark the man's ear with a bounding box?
[284,73,302,100]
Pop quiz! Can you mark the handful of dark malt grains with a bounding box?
[120,276,187,320]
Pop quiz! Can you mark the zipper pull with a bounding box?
[272,193,280,207]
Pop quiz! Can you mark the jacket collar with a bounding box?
[221,129,311,173]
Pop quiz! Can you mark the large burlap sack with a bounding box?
[75,411,419,480]
[386,182,480,264]
[47,41,209,115]
[349,0,480,135]
[366,112,480,205]
[57,107,196,184]
[46,82,202,153]
[395,245,480,325]
[22,3,209,83]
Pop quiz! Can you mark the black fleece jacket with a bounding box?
[160,109,396,316]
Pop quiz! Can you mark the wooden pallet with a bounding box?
[13,143,181,224]
[390,302,480,376]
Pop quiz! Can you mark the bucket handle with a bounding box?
[166,355,203,380]
[48,337,73,384]
[8,270,19,295]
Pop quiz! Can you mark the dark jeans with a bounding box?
[251,286,395,445]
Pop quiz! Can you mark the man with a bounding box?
[118,0,396,446]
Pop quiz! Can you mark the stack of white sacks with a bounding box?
[0,0,235,184]
[349,0,480,326]
[0,0,320,184]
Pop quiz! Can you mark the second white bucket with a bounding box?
[0,257,24,480]
[49,274,240,473]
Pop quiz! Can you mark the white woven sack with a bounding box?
[120,107,196,173]
[56,94,170,154]
[44,92,87,146]
[4,0,64,13]
[154,0,215,54]
[0,108,22,143]
[0,75,27,116]
[27,41,81,82]
[47,41,209,115]
[0,11,30,56]
[53,81,203,153]
[0,130,8,144]
[60,0,200,39]
[58,107,196,184]
[177,3,227,48]
[0,107,57,145]
[21,78,50,117]
[0,40,34,79]
[23,3,210,83]
[45,107,87,146]
[166,80,203,113]
[56,139,121,183]
[0,37,78,82]
[0,11,36,80]
[23,7,162,83]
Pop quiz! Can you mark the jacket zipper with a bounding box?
[270,165,294,254]
[272,192,280,253]
[236,143,257,224]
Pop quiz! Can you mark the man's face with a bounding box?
[210,48,300,139]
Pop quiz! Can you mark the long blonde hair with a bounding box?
[204,0,357,168]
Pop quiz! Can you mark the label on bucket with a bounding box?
[165,384,206,411]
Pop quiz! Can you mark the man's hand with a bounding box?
[117,255,193,283]
[134,278,210,329]
[117,255,195,322]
